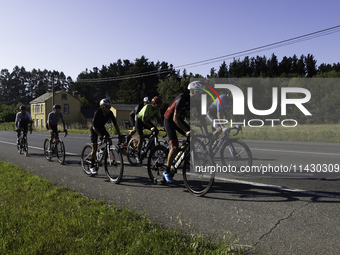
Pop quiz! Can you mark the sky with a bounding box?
[1,0,339,81]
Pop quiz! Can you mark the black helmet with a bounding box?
[19,105,26,111]
[53,104,62,110]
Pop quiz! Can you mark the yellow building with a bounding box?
[29,90,81,128]
[111,103,137,128]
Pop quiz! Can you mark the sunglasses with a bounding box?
[55,109,61,112]
[105,105,111,109]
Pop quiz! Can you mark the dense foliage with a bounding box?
[1,54,339,123]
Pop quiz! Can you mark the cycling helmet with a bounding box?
[99,98,112,107]
[187,81,206,94]
[19,105,26,111]
[53,104,62,110]
[143,97,150,103]
[151,96,163,107]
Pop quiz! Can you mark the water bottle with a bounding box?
[173,150,183,164]
[97,147,104,160]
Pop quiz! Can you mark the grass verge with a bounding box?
[235,124,340,143]
[0,161,243,254]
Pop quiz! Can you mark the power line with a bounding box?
[77,25,340,83]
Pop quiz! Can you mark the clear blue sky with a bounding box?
[1,0,339,81]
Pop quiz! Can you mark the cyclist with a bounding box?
[89,98,122,175]
[46,104,67,151]
[129,96,150,136]
[206,89,233,139]
[163,81,209,183]
[135,96,163,164]
[15,105,33,145]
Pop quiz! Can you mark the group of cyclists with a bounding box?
[15,80,234,184]
[15,104,68,153]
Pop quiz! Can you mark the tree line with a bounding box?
[1,53,339,124]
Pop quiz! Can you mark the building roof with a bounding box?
[111,103,137,111]
[29,90,66,104]
[81,108,97,119]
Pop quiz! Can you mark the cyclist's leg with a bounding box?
[163,118,188,182]
[49,125,58,148]
[16,128,22,144]
[90,126,98,170]
[129,113,136,136]
[164,118,178,170]
[23,127,28,146]
[135,118,145,162]
[206,109,222,139]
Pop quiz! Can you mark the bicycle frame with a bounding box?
[195,125,240,158]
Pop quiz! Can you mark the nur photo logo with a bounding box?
[195,78,313,128]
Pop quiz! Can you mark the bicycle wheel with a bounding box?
[56,140,66,164]
[43,139,52,161]
[81,144,93,176]
[126,138,139,165]
[182,147,215,197]
[104,145,124,183]
[147,145,168,184]
[220,139,252,170]
[23,137,28,157]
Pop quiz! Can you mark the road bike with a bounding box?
[15,129,32,156]
[80,136,124,183]
[147,133,215,197]
[43,130,67,164]
[117,133,132,157]
[126,128,168,165]
[195,124,252,170]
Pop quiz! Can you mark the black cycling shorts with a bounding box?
[46,124,58,133]
[90,126,109,144]
[164,117,189,147]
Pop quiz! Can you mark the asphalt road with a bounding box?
[1,131,340,254]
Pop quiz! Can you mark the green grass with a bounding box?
[3,121,339,143]
[235,124,340,143]
[0,161,243,254]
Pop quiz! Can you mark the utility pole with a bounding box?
[52,81,55,106]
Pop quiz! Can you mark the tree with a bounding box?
[305,54,317,77]
[217,61,228,78]
[267,53,278,77]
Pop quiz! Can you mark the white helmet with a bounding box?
[143,97,150,103]
[187,81,205,94]
[99,98,112,107]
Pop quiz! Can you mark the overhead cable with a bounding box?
[77,25,340,83]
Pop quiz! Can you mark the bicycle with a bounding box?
[80,135,124,183]
[195,124,252,170]
[126,128,168,166]
[147,132,215,197]
[15,129,32,156]
[117,133,132,157]
[43,130,67,164]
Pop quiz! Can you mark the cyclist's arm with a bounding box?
[92,126,104,137]
[110,114,121,136]
[15,113,20,128]
[61,119,66,130]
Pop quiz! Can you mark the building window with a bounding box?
[62,94,67,100]
[41,119,44,127]
[64,104,69,114]
[35,105,40,113]
[36,119,39,127]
